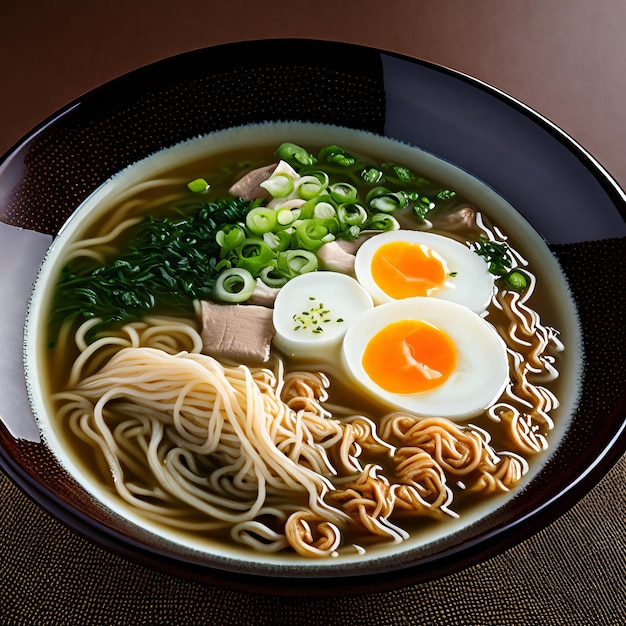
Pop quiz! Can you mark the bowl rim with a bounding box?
[1,37,625,596]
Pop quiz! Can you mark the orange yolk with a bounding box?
[362,319,457,394]
[370,241,448,299]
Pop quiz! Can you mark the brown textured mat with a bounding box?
[1,454,624,626]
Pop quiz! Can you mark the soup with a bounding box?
[29,123,579,563]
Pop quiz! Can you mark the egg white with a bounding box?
[273,271,373,361]
[354,230,494,313]
[341,297,509,420]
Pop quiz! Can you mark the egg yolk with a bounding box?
[362,319,457,394]
[370,241,448,299]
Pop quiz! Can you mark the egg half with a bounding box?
[341,297,509,420]
[354,230,494,313]
[273,271,373,361]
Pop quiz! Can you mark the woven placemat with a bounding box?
[1,453,624,626]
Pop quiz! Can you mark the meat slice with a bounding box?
[228,163,277,200]
[317,241,356,275]
[246,279,280,308]
[430,206,478,233]
[228,160,299,201]
[200,301,275,364]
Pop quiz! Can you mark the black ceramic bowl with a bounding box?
[0,39,624,596]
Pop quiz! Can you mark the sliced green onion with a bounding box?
[276,143,317,167]
[259,264,289,287]
[318,145,356,167]
[276,207,298,227]
[337,203,368,227]
[312,202,336,220]
[328,182,358,204]
[296,174,328,200]
[263,229,293,252]
[235,238,276,276]
[368,213,400,232]
[361,167,383,184]
[342,224,362,240]
[299,194,335,220]
[295,219,337,251]
[187,177,210,193]
[214,258,232,272]
[407,193,436,218]
[366,187,407,213]
[245,207,278,234]
[381,162,415,182]
[277,249,318,277]
[260,173,295,198]
[437,189,456,201]
[214,267,256,302]
[216,224,246,253]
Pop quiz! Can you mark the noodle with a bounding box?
[43,140,567,557]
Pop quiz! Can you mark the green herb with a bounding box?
[472,237,513,277]
[52,197,254,327]
[292,297,342,333]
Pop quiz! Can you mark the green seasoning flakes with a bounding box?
[292,297,343,333]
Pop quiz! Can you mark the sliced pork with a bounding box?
[200,301,275,364]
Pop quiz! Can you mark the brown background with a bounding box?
[2,0,626,188]
[1,1,625,625]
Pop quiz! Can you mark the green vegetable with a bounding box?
[337,203,368,228]
[276,143,317,167]
[318,145,357,167]
[296,173,328,200]
[276,249,318,278]
[52,197,253,327]
[366,187,407,213]
[260,172,295,198]
[473,237,513,276]
[328,182,358,204]
[245,207,278,234]
[505,270,528,291]
[187,177,210,193]
[367,213,400,232]
[381,162,415,183]
[214,267,256,302]
[216,224,246,253]
[295,219,337,251]
[360,167,384,184]
[233,237,276,276]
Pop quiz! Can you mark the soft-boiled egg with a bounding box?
[354,230,494,312]
[273,271,373,361]
[341,297,509,420]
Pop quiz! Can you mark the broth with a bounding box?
[30,123,581,564]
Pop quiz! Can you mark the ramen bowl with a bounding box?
[0,39,624,596]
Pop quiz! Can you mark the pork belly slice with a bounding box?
[200,301,275,364]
